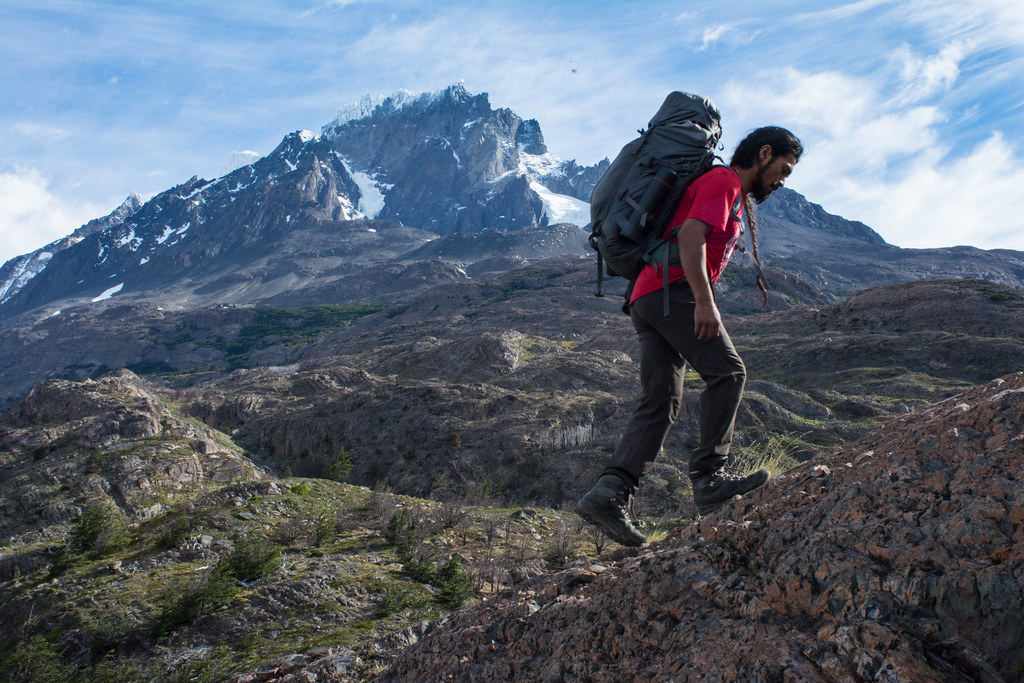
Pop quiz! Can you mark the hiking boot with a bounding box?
[575,474,648,547]
[691,466,770,515]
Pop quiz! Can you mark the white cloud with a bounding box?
[699,24,732,51]
[0,168,104,264]
[719,65,1024,251]
[833,132,1022,249]
[792,0,894,24]
[891,40,966,103]
[12,121,72,140]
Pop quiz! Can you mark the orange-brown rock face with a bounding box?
[379,372,1024,682]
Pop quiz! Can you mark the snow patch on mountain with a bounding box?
[337,193,357,221]
[521,151,565,178]
[350,169,387,218]
[115,228,143,251]
[331,152,391,219]
[155,226,175,245]
[530,181,590,227]
[323,83,471,135]
[0,252,53,303]
[327,90,414,131]
[91,282,123,302]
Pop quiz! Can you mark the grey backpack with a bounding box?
[588,92,723,314]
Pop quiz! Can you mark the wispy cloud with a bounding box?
[0,168,105,257]
[720,60,1024,250]
[890,40,966,104]
[699,24,732,51]
[12,122,72,141]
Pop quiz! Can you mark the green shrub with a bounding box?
[313,511,336,547]
[376,588,420,618]
[156,516,193,550]
[402,551,438,584]
[70,503,131,558]
[436,556,473,609]
[153,536,280,636]
[0,634,74,683]
[221,536,281,582]
[47,545,81,577]
[383,508,416,559]
[323,448,353,482]
[290,483,312,495]
[88,652,148,683]
[153,573,238,637]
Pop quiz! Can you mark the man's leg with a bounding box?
[576,300,685,546]
[603,308,686,486]
[636,285,769,514]
[629,286,744,476]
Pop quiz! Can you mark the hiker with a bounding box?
[577,126,803,546]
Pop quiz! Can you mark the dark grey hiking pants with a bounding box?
[604,282,746,488]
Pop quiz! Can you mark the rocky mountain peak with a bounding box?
[0,192,144,307]
[322,83,491,140]
[0,84,606,320]
[515,118,547,155]
[760,187,887,246]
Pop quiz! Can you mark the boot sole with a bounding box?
[696,494,742,515]
[575,500,647,547]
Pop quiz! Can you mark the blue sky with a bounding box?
[2,0,1023,265]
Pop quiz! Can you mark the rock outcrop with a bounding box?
[0,369,265,535]
[376,372,1024,681]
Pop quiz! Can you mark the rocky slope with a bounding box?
[375,371,1024,682]
[730,278,1024,399]
[0,370,636,682]
[2,288,1022,681]
[2,273,1020,513]
[0,369,265,538]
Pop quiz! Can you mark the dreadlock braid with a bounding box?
[744,193,769,310]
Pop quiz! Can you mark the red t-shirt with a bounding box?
[630,166,743,304]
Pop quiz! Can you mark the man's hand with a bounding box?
[693,299,722,341]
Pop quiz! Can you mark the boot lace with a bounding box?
[716,465,749,482]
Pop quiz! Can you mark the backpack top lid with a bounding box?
[647,92,722,137]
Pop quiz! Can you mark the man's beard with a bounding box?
[750,160,774,204]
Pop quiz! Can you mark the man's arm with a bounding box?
[677,218,720,341]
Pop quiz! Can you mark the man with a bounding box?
[576,126,803,546]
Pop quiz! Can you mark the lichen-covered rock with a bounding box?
[377,372,1024,682]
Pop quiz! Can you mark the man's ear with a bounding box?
[758,144,774,163]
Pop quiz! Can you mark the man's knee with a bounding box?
[705,362,745,392]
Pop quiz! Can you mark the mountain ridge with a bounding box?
[7,83,1023,326]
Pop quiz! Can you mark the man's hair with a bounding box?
[730,126,803,168]
[729,126,802,311]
